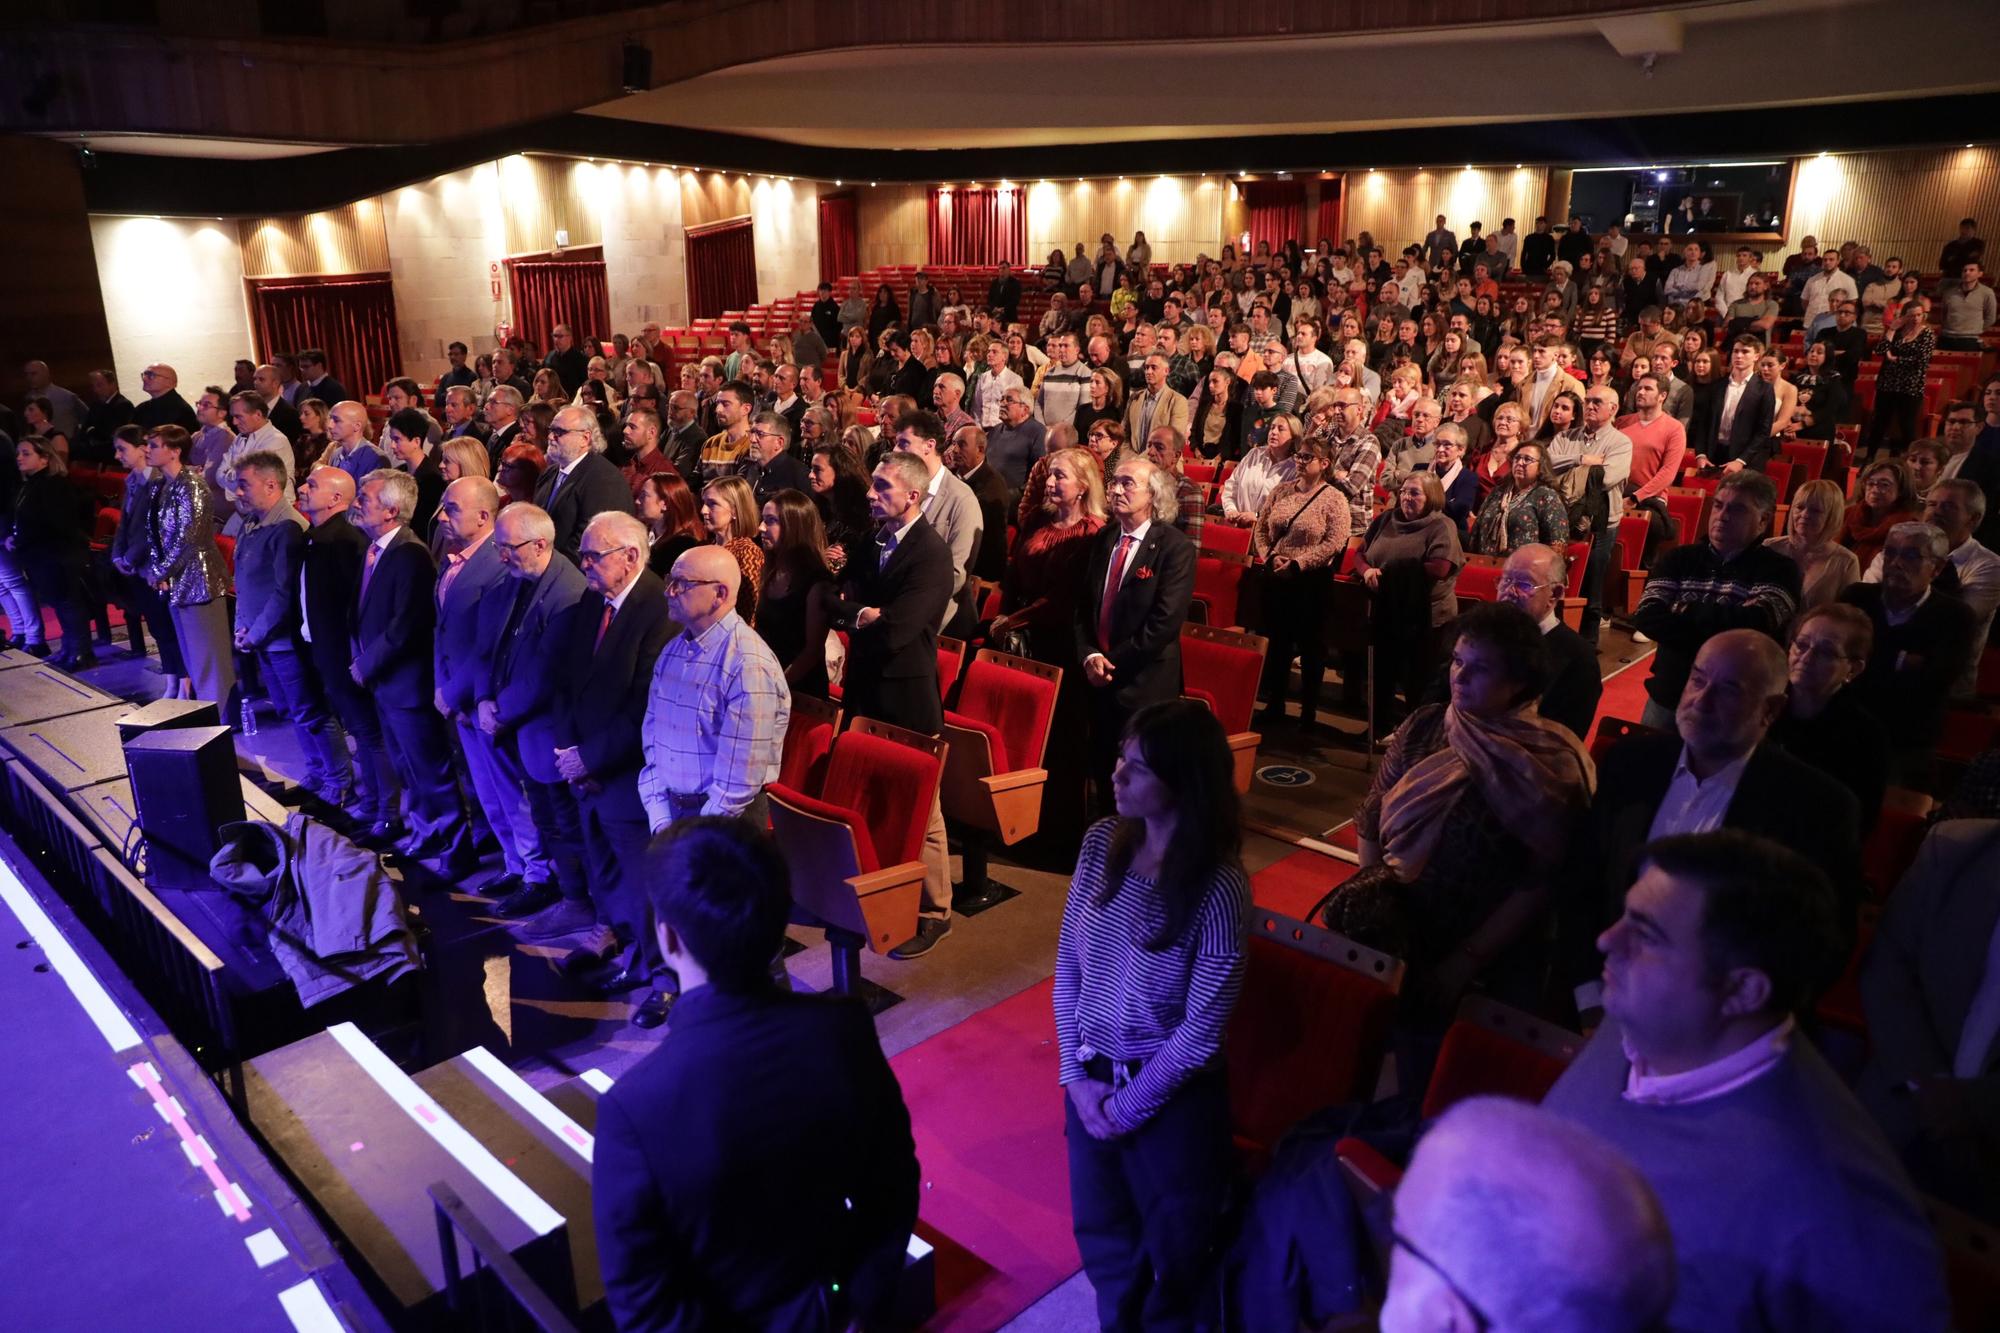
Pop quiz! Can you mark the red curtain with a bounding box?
[819,194,858,284]
[686,219,759,321]
[927,187,1026,267]
[249,275,402,397]
[1314,181,1343,251]
[506,251,610,353]
[1243,180,1305,257]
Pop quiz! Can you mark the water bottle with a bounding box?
[240,696,258,736]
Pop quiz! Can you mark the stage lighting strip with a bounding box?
[130,1058,254,1222]
[0,858,143,1052]
[461,1046,595,1163]
[326,1022,565,1237]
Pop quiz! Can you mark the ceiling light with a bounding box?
[1515,164,1524,170]
[835,179,842,186]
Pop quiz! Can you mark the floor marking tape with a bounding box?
[462,1047,594,1164]
[0,859,142,1052]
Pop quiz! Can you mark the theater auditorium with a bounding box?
[2,1,1999,1328]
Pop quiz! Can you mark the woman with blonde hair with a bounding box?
[1766,478,1858,611]
[532,367,568,405]
[1477,401,1527,497]
[439,437,491,483]
[992,446,1106,663]
[700,475,766,622]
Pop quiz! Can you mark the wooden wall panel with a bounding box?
[855,183,928,272]
[1027,176,1225,266]
[1785,147,2000,271]
[1343,167,1548,255]
[499,154,605,258]
[239,200,390,277]
[0,135,113,403]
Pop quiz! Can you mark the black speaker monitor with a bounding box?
[125,726,243,864]
[117,697,221,745]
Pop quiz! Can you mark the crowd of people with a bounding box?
[1,206,1998,1330]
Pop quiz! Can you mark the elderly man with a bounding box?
[969,338,1024,431]
[1842,521,1979,786]
[984,385,1047,503]
[230,451,351,800]
[930,370,975,440]
[1569,630,1861,1011]
[744,412,810,506]
[1547,831,1949,1332]
[629,546,792,1027]
[479,504,592,926]
[1143,427,1206,546]
[551,512,675,993]
[1492,542,1601,739]
[21,359,86,438]
[434,476,547,902]
[1036,332,1092,430]
[1382,1097,1675,1333]
[349,470,474,874]
[1076,458,1197,811]
[1382,397,1444,487]
[133,364,198,433]
[483,384,525,467]
[535,406,633,565]
[945,426,1010,583]
[1547,384,1634,639]
[769,363,806,438]
[660,390,704,480]
[1323,386,1384,516]
[442,385,488,444]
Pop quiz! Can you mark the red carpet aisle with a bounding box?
[1586,651,1657,750]
[1248,847,1357,918]
[892,977,1075,1331]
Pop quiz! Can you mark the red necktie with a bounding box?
[437,552,466,605]
[1097,533,1134,650]
[594,600,614,651]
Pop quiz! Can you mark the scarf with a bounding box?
[1377,702,1596,881]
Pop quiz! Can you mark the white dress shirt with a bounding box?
[1646,747,1752,841]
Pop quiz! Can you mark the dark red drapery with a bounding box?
[927,187,1026,268]
[1243,180,1305,257]
[506,251,611,353]
[685,219,759,321]
[1314,182,1343,251]
[250,275,402,396]
[818,194,858,285]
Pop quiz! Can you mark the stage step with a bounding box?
[244,1023,574,1318]
[415,1049,603,1312]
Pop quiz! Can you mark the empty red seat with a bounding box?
[777,692,841,795]
[940,650,1062,869]
[1181,624,1267,792]
[1228,911,1403,1166]
[766,720,946,1000]
[1200,522,1252,557]
[1190,550,1250,628]
[1419,997,1582,1120]
[1455,558,1503,605]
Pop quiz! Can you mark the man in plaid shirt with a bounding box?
[1142,426,1206,548]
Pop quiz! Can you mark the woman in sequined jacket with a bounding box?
[142,424,237,706]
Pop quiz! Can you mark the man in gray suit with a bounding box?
[478,502,592,927]
[434,477,548,901]
[890,409,982,633]
[230,451,353,800]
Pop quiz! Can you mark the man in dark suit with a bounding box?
[251,362,304,446]
[1840,521,1979,788]
[434,476,545,901]
[664,391,706,481]
[1563,629,1861,1017]
[350,469,475,874]
[480,503,592,925]
[1425,542,1601,738]
[294,348,350,411]
[545,324,590,399]
[594,818,919,1331]
[987,263,1023,325]
[831,451,957,958]
[534,405,634,566]
[298,465,398,826]
[550,511,675,991]
[133,363,200,433]
[483,385,525,471]
[1689,336,1777,471]
[946,424,1011,583]
[1075,456,1198,808]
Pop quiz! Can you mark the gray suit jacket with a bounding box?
[1859,820,2000,1147]
[232,500,309,648]
[434,536,509,716]
[921,466,983,627]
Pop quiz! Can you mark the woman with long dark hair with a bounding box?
[638,471,705,580]
[866,283,903,349]
[1054,698,1249,1331]
[754,489,834,697]
[8,435,95,668]
[808,443,873,575]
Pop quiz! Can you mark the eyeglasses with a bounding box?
[666,576,727,594]
[1390,1228,1493,1331]
[577,545,635,566]
[497,537,543,554]
[548,424,585,441]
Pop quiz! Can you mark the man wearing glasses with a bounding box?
[630,546,791,1027]
[550,511,675,1000]
[533,405,634,566]
[742,412,810,507]
[1381,1096,1673,1333]
[133,363,199,432]
[1497,543,1599,740]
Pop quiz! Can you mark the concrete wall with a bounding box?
[90,215,253,396]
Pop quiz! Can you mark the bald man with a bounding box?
[1567,628,1863,1015]
[1383,1097,1674,1333]
[134,363,200,432]
[298,465,399,824]
[322,401,387,486]
[250,362,304,445]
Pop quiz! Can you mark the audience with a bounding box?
[1252,434,1351,737]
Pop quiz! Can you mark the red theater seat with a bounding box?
[1419,997,1582,1120]
[1181,624,1267,793]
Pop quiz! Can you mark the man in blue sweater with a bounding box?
[1544,830,1949,1331]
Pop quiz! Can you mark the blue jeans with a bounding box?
[256,643,350,790]
[456,718,550,884]
[0,546,43,645]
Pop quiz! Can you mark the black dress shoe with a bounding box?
[482,873,525,901]
[26,642,52,659]
[630,991,674,1029]
[888,917,952,960]
[492,881,562,919]
[592,966,650,995]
